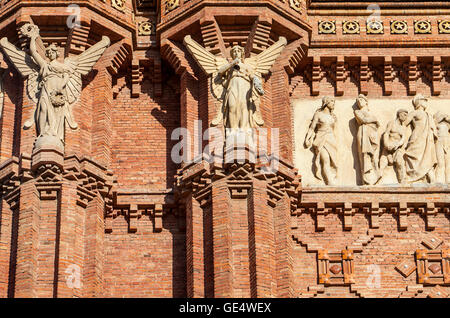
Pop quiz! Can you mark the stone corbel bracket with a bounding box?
[0,157,20,210]
[107,189,176,233]
[175,147,302,213]
[0,149,115,216]
[299,187,450,232]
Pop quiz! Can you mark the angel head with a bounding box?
[45,43,59,61]
[230,45,245,61]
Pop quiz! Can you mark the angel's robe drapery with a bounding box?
[355,109,380,184]
[35,61,77,140]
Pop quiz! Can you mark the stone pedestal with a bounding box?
[177,146,301,297]
[0,148,113,297]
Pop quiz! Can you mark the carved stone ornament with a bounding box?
[166,0,180,12]
[379,109,408,184]
[0,23,110,151]
[112,0,126,12]
[438,20,450,34]
[391,20,408,34]
[183,34,287,145]
[434,111,450,184]
[318,21,336,34]
[304,96,338,186]
[289,0,301,12]
[354,95,381,185]
[343,21,360,35]
[403,94,437,183]
[138,21,154,36]
[414,20,432,34]
[366,20,384,34]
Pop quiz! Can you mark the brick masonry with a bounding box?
[0,0,448,298]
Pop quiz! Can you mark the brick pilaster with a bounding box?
[185,193,205,297]
[211,179,233,297]
[248,179,276,297]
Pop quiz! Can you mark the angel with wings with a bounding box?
[0,23,110,149]
[183,35,287,140]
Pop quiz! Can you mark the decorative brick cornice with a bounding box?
[175,147,301,213]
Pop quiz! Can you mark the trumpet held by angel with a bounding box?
[183,35,287,135]
[0,23,110,149]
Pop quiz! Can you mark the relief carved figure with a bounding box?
[403,94,437,183]
[354,94,381,185]
[304,96,338,186]
[0,24,110,150]
[183,35,287,144]
[379,109,408,184]
[0,68,3,120]
[434,111,450,184]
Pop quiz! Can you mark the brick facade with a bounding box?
[0,0,448,298]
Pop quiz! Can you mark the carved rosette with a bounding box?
[414,20,432,34]
[367,20,384,34]
[318,21,336,34]
[438,20,450,34]
[391,20,408,34]
[343,21,360,34]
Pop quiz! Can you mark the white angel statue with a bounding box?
[0,23,110,150]
[183,35,287,143]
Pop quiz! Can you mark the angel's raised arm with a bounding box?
[29,36,46,68]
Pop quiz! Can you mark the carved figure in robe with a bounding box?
[304,96,338,186]
[354,94,380,185]
[403,94,437,183]
[434,111,450,184]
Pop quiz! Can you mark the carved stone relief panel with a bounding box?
[294,96,450,186]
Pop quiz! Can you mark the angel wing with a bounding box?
[64,36,111,105]
[246,36,287,77]
[0,37,40,103]
[184,35,230,126]
[183,35,228,100]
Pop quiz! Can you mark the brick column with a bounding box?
[180,70,199,161]
[274,195,294,297]
[13,177,40,297]
[248,179,276,297]
[185,192,205,297]
[0,69,23,161]
[91,66,113,167]
[179,147,300,298]
[0,200,14,297]
[211,179,233,297]
[271,68,293,162]
[53,181,83,298]
[82,195,105,297]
